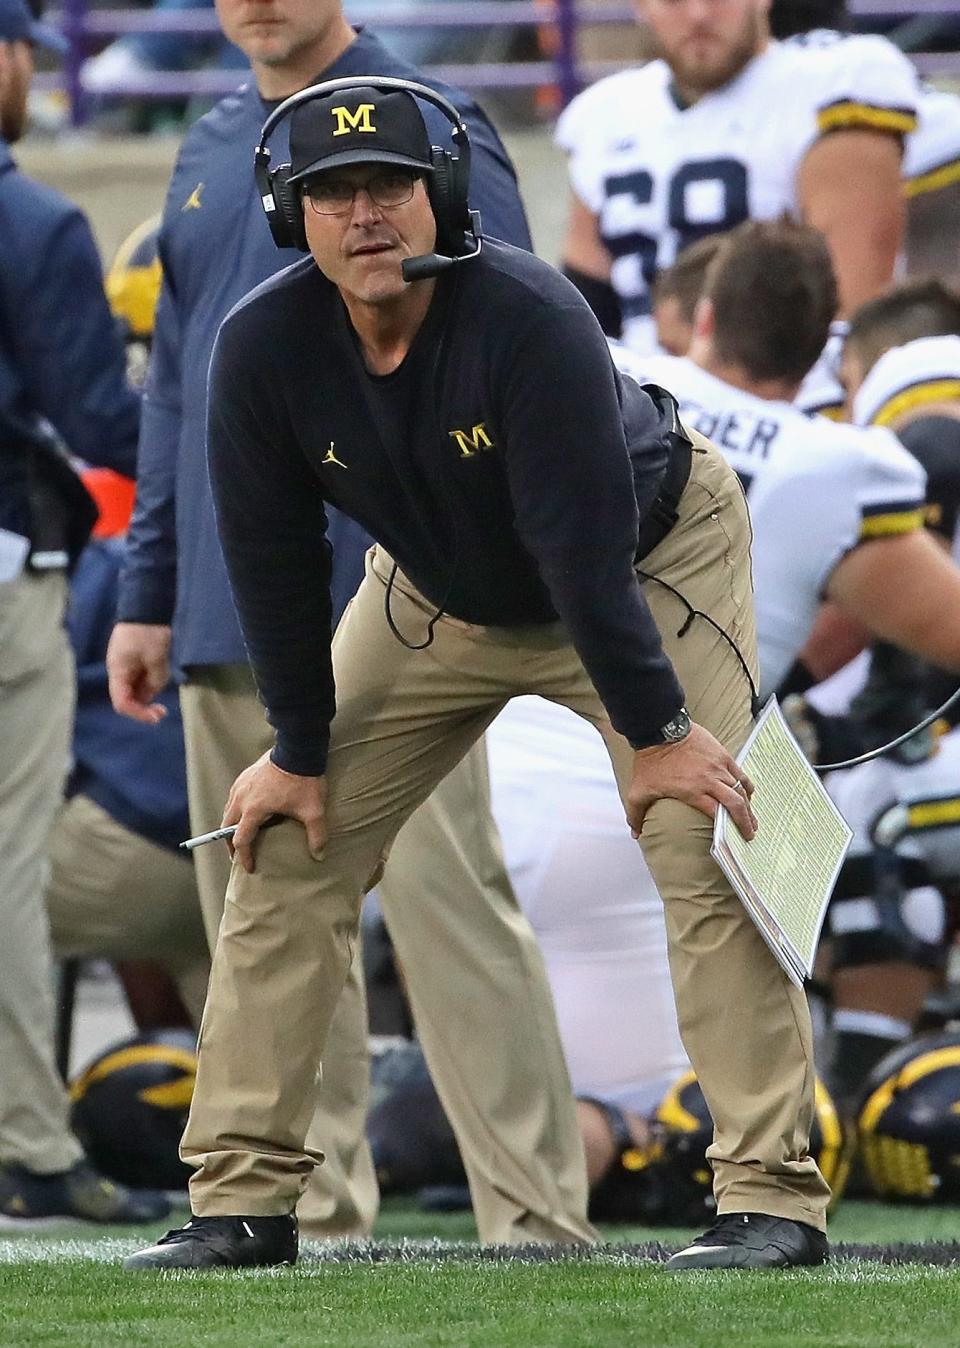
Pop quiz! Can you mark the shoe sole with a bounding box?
[666,1252,828,1271]
[123,1255,297,1272]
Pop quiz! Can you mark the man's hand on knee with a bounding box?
[223,751,328,873]
[626,723,757,841]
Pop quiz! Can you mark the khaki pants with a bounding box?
[0,571,82,1173]
[180,670,378,1239]
[181,674,593,1244]
[184,439,831,1233]
[45,794,210,1027]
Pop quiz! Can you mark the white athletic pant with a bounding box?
[486,696,688,1114]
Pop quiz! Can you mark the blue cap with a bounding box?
[0,0,68,53]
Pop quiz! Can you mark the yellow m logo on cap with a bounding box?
[331,103,377,136]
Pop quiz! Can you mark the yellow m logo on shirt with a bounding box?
[448,423,495,458]
[331,104,377,136]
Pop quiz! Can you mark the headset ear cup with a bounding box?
[273,166,308,252]
[428,146,471,255]
[428,146,453,246]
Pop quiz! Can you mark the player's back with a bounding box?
[616,347,927,696]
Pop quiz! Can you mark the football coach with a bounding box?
[126,79,830,1273]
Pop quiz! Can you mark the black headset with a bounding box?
[254,75,482,282]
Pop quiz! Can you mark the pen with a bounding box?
[180,824,237,851]
[180,814,284,851]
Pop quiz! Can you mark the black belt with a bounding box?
[635,422,693,563]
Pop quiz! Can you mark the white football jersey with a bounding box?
[557,37,917,352]
[906,84,960,192]
[612,346,927,694]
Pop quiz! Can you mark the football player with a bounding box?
[556,0,916,353]
[639,242,960,1110]
[479,222,960,1193]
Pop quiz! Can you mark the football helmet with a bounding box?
[105,216,162,386]
[69,1029,197,1190]
[653,1070,846,1219]
[857,1028,960,1201]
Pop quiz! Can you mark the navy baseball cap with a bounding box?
[0,0,67,52]
[288,87,434,186]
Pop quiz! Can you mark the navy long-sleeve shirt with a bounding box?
[0,140,138,537]
[116,28,532,666]
[208,242,686,776]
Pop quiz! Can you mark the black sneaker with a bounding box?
[666,1212,828,1271]
[123,1214,298,1270]
[0,1160,169,1226]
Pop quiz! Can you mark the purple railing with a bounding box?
[34,0,960,128]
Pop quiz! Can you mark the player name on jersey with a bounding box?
[611,343,927,696]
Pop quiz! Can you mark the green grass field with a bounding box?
[2,1200,960,1347]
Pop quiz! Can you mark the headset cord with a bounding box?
[635,568,762,718]
[637,570,960,772]
[383,285,461,652]
[384,556,457,650]
[637,568,960,771]
[815,686,960,772]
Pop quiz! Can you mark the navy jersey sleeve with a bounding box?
[7,205,139,474]
[496,302,685,746]
[206,314,336,775]
[117,270,181,624]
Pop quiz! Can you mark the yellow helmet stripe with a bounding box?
[860,1045,960,1135]
[69,1045,197,1102]
[871,379,960,428]
[655,1070,703,1133]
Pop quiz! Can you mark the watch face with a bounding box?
[663,709,691,742]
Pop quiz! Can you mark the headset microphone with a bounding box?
[401,216,482,282]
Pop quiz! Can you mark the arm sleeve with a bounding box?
[206,317,336,776]
[555,81,609,214]
[811,35,918,144]
[116,272,182,624]
[497,302,685,747]
[855,427,928,541]
[10,208,140,475]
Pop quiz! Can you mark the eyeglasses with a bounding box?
[303,170,420,216]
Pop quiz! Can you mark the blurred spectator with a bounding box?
[0,0,165,1225]
[83,0,244,98]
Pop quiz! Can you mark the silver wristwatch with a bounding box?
[660,706,692,743]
